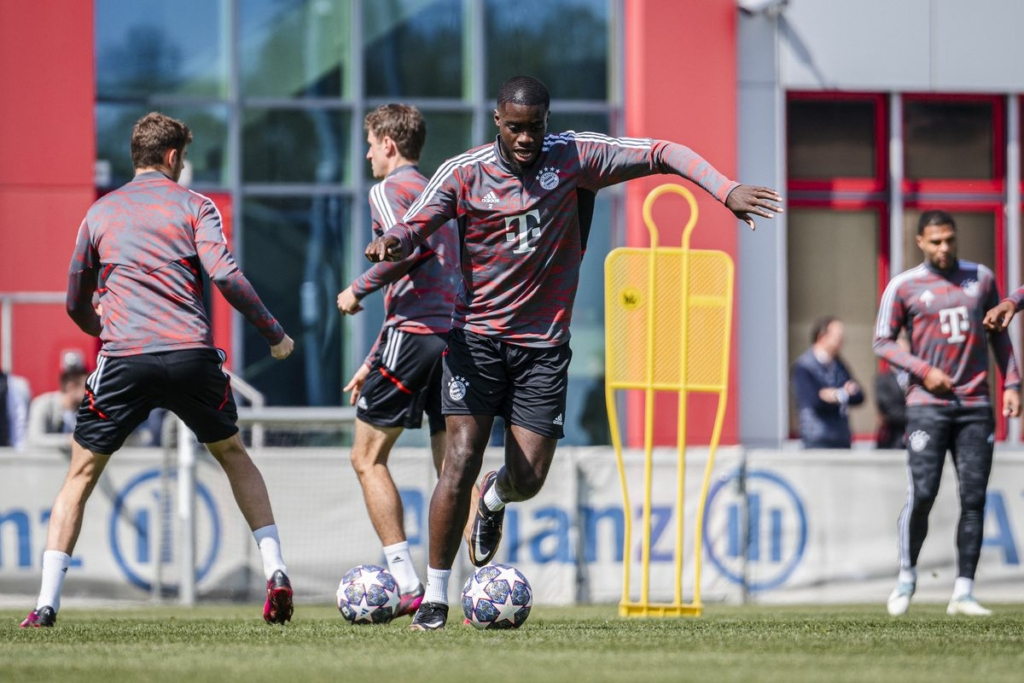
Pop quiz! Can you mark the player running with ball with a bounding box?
[366,75,782,630]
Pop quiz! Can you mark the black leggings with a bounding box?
[898,405,994,580]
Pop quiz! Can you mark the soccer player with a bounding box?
[20,113,296,628]
[365,75,783,630]
[337,104,475,617]
[874,209,1021,617]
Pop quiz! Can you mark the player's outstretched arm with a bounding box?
[270,334,294,360]
[725,185,784,230]
[984,300,1016,332]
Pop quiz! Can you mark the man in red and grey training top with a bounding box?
[21,112,296,629]
[336,103,475,619]
[875,209,1021,619]
[366,75,783,631]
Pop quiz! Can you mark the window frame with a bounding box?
[901,93,1005,195]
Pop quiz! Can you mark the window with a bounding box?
[786,94,889,441]
[903,95,1004,193]
[94,0,621,441]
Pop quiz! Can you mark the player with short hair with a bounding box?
[337,103,475,617]
[366,75,783,630]
[20,112,296,628]
[875,209,1021,617]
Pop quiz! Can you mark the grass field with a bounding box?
[4,603,1024,683]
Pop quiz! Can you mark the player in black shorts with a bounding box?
[367,76,780,630]
[21,113,296,628]
[337,104,476,618]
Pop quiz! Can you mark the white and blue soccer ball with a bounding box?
[461,563,533,630]
[336,564,400,624]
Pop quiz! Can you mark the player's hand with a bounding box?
[818,387,840,404]
[843,380,861,397]
[983,301,1016,332]
[337,287,363,314]
[1003,388,1021,418]
[725,185,784,231]
[365,235,405,263]
[344,363,371,406]
[923,367,954,394]
[270,334,295,360]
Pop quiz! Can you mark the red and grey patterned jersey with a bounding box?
[384,132,740,347]
[1005,284,1024,311]
[67,171,284,356]
[351,165,458,345]
[874,260,1020,407]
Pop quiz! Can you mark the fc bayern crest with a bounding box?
[961,279,979,297]
[449,375,469,401]
[539,167,559,190]
[909,429,930,452]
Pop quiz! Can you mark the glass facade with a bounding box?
[95,0,621,445]
[786,93,1012,442]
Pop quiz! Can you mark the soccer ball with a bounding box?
[336,564,400,624]
[461,563,533,630]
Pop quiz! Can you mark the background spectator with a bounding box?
[791,316,865,448]
[28,350,88,445]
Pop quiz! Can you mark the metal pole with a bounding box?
[177,418,197,606]
[1,297,12,374]
[1006,96,1021,444]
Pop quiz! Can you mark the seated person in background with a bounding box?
[791,316,865,449]
[28,352,89,444]
[1,369,31,450]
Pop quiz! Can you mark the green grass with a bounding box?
[4,604,1024,682]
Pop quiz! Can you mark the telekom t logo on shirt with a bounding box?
[939,305,970,343]
[504,210,541,254]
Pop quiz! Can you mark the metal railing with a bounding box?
[159,402,357,604]
[0,291,65,373]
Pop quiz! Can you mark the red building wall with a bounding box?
[0,0,97,393]
[623,0,739,445]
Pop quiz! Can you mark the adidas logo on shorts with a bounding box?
[357,397,368,410]
[553,413,563,426]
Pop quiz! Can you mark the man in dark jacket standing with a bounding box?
[791,316,864,448]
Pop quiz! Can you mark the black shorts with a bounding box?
[357,328,447,433]
[441,328,571,439]
[74,348,238,455]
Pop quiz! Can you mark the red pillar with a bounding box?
[623,0,739,445]
[0,0,97,391]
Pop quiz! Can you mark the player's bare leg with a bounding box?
[411,415,490,630]
[206,432,275,530]
[469,424,556,567]
[427,415,491,570]
[45,441,111,555]
[350,419,405,544]
[349,418,426,614]
[430,429,479,544]
[22,441,111,627]
[495,425,557,503]
[206,432,292,624]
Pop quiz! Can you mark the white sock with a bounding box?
[424,567,451,605]
[253,524,286,580]
[952,577,974,599]
[898,567,917,585]
[483,481,506,512]
[383,541,420,593]
[38,550,71,612]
